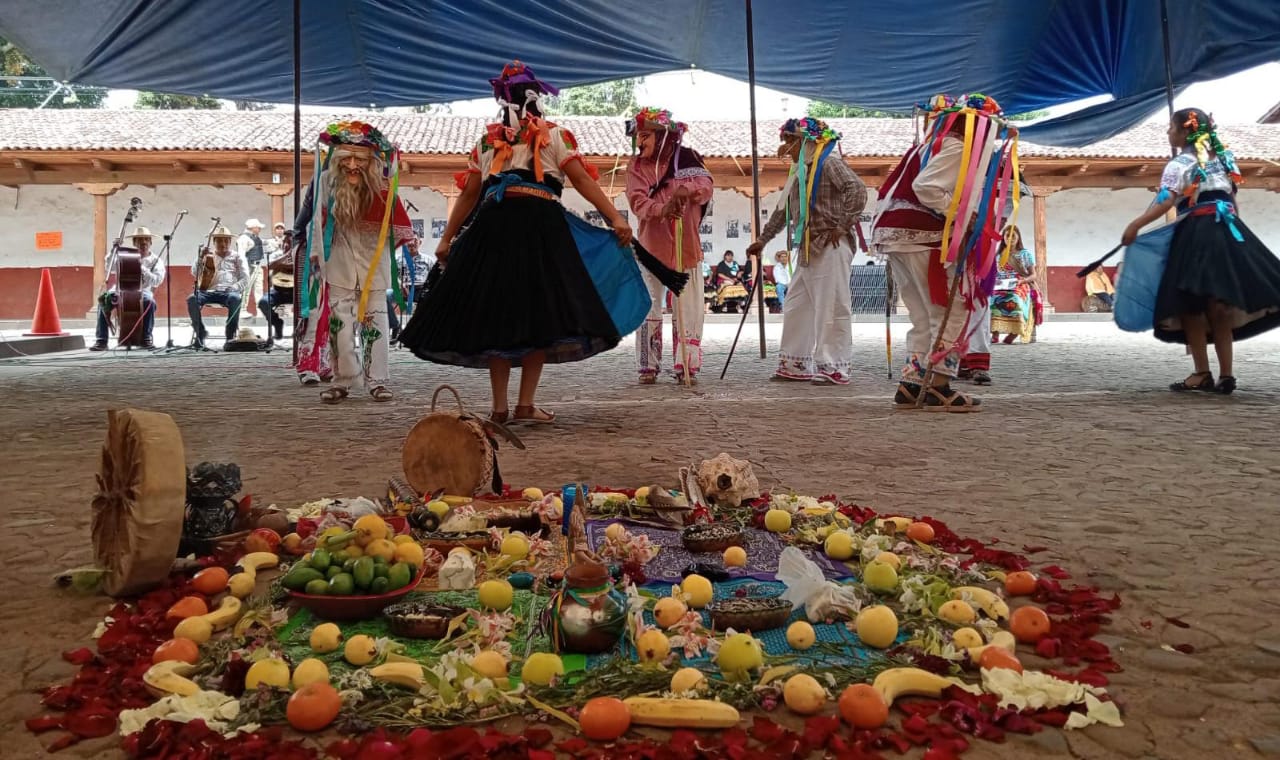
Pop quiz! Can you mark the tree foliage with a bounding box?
[233,100,275,111]
[544,78,639,116]
[805,100,907,119]
[136,91,223,110]
[0,37,107,108]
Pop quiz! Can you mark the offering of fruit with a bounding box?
[824,531,855,560]
[478,579,514,611]
[786,621,816,650]
[863,560,899,593]
[783,673,827,715]
[855,605,899,648]
[287,682,341,732]
[470,650,509,680]
[344,634,379,666]
[838,684,888,729]
[723,546,747,567]
[579,696,631,741]
[245,658,290,689]
[244,528,281,554]
[680,575,713,609]
[521,652,564,686]
[764,509,792,533]
[636,629,671,665]
[715,633,764,679]
[1010,605,1051,643]
[906,521,936,544]
[654,597,688,628]
[284,543,420,597]
[670,667,707,693]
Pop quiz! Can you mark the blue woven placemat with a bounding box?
[586,522,853,583]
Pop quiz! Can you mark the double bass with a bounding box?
[112,198,148,348]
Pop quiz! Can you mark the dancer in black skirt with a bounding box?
[1121,108,1280,395]
[399,61,636,424]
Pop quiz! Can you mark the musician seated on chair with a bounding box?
[258,223,295,340]
[188,226,248,349]
[90,226,164,351]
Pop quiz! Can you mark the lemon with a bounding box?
[353,514,389,542]
[952,627,984,649]
[478,579,514,611]
[654,597,688,628]
[174,616,213,644]
[863,561,899,593]
[786,621,816,650]
[344,634,378,666]
[394,541,425,566]
[500,534,530,560]
[291,658,330,688]
[364,538,397,562]
[521,487,544,501]
[855,605,899,648]
[521,652,564,686]
[636,629,671,665]
[764,509,793,533]
[938,600,977,625]
[604,523,627,541]
[245,658,290,689]
[634,486,651,502]
[824,532,855,560]
[716,633,764,679]
[426,500,451,518]
[783,673,827,715]
[681,574,714,609]
[392,534,416,546]
[873,551,901,570]
[723,546,747,567]
[310,622,342,653]
[471,650,509,680]
[670,667,707,693]
[227,572,256,599]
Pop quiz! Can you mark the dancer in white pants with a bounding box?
[748,117,866,385]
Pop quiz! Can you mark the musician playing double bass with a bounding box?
[89,226,165,351]
[258,222,295,340]
[188,226,248,349]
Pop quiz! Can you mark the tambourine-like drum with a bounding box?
[401,386,523,497]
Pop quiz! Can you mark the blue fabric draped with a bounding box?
[562,213,650,337]
[1114,224,1177,332]
[2,0,1278,146]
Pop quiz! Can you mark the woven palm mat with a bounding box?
[276,589,552,675]
[585,522,851,583]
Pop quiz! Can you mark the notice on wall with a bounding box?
[35,231,63,250]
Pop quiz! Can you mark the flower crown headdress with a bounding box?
[780,116,841,142]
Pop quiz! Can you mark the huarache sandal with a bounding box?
[971,370,992,386]
[489,409,510,424]
[370,386,393,402]
[298,371,321,386]
[638,374,657,385]
[1216,376,1237,395]
[924,385,983,413]
[894,382,923,406]
[513,405,556,424]
[1170,371,1214,392]
[320,387,349,404]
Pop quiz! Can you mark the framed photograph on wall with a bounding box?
[704,200,714,218]
[744,220,752,234]
[584,210,605,225]
[411,219,425,240]
[430,218,446,239]
[699,221,713,236]
[726,219,740,239]
[700,241,712,253]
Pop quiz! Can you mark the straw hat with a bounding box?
[235,327,258,341]
[211,226,235,239]
[129,226,154,240]
[244,218,265,230]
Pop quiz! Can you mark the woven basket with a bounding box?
[707,597,793,632]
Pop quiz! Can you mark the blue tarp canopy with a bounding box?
[2,0,1277,145]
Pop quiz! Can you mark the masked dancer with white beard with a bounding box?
[300,121,414,404]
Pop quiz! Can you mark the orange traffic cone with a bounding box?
[24,268,70,336]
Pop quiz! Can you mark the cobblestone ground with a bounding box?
[3,320,1280,759]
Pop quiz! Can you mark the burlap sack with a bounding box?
[92,409,186,596]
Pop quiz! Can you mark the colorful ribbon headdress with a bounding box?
[318,120,398,176]
[489,60,560,101]
[780,116,841,142]
[778,117,842,261]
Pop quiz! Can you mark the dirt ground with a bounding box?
[3,320,1279,759]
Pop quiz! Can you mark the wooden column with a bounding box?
[254,184,294,228]
[1031,186,1059,312]
[74,183,126,315]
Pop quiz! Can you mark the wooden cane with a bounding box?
[914,268,965,409]
[674,218,693,387]
[884,257,894,380]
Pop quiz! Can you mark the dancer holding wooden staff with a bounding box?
[625,107,713,386]
[871,94,1020,411]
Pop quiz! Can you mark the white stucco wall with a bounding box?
[2,183,1277,271]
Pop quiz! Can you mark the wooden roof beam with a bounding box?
[91,158,114,171]
[172,160,190,171]
[1124,164,1151,176]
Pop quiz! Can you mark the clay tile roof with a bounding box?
[1,109,1278,161]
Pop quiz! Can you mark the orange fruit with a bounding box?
[905,522,935,544]
[192,567,230,595]
[1004,571,1037,597]
[286,681,342,732]
[152,637,200,665]
[1010,606,1052,643]
[979,647,1024,673]
[165,596,209,621]
[838,684,888,729]
[578,696,631,741]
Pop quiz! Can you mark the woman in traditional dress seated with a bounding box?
[989,226,1038,344]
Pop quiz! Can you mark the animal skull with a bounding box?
[695,453,760,507]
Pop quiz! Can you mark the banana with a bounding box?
[623,697,741,728]
[872,667,957,706]
[143,660,200,698]
[237,552,280,573]
[967,630,1017,662]
[951,586,1010,621]
[369,662,426,690]
[442,495,473,507]
[876,516,913,533]
[200,596,242,631]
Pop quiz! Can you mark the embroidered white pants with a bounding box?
[889,250,970,381]
[636,266,704,377]
[327,284,389,390]
[776,241,854,380]
[966,304,992,354]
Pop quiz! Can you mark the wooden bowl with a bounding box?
[707,597,793,632]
